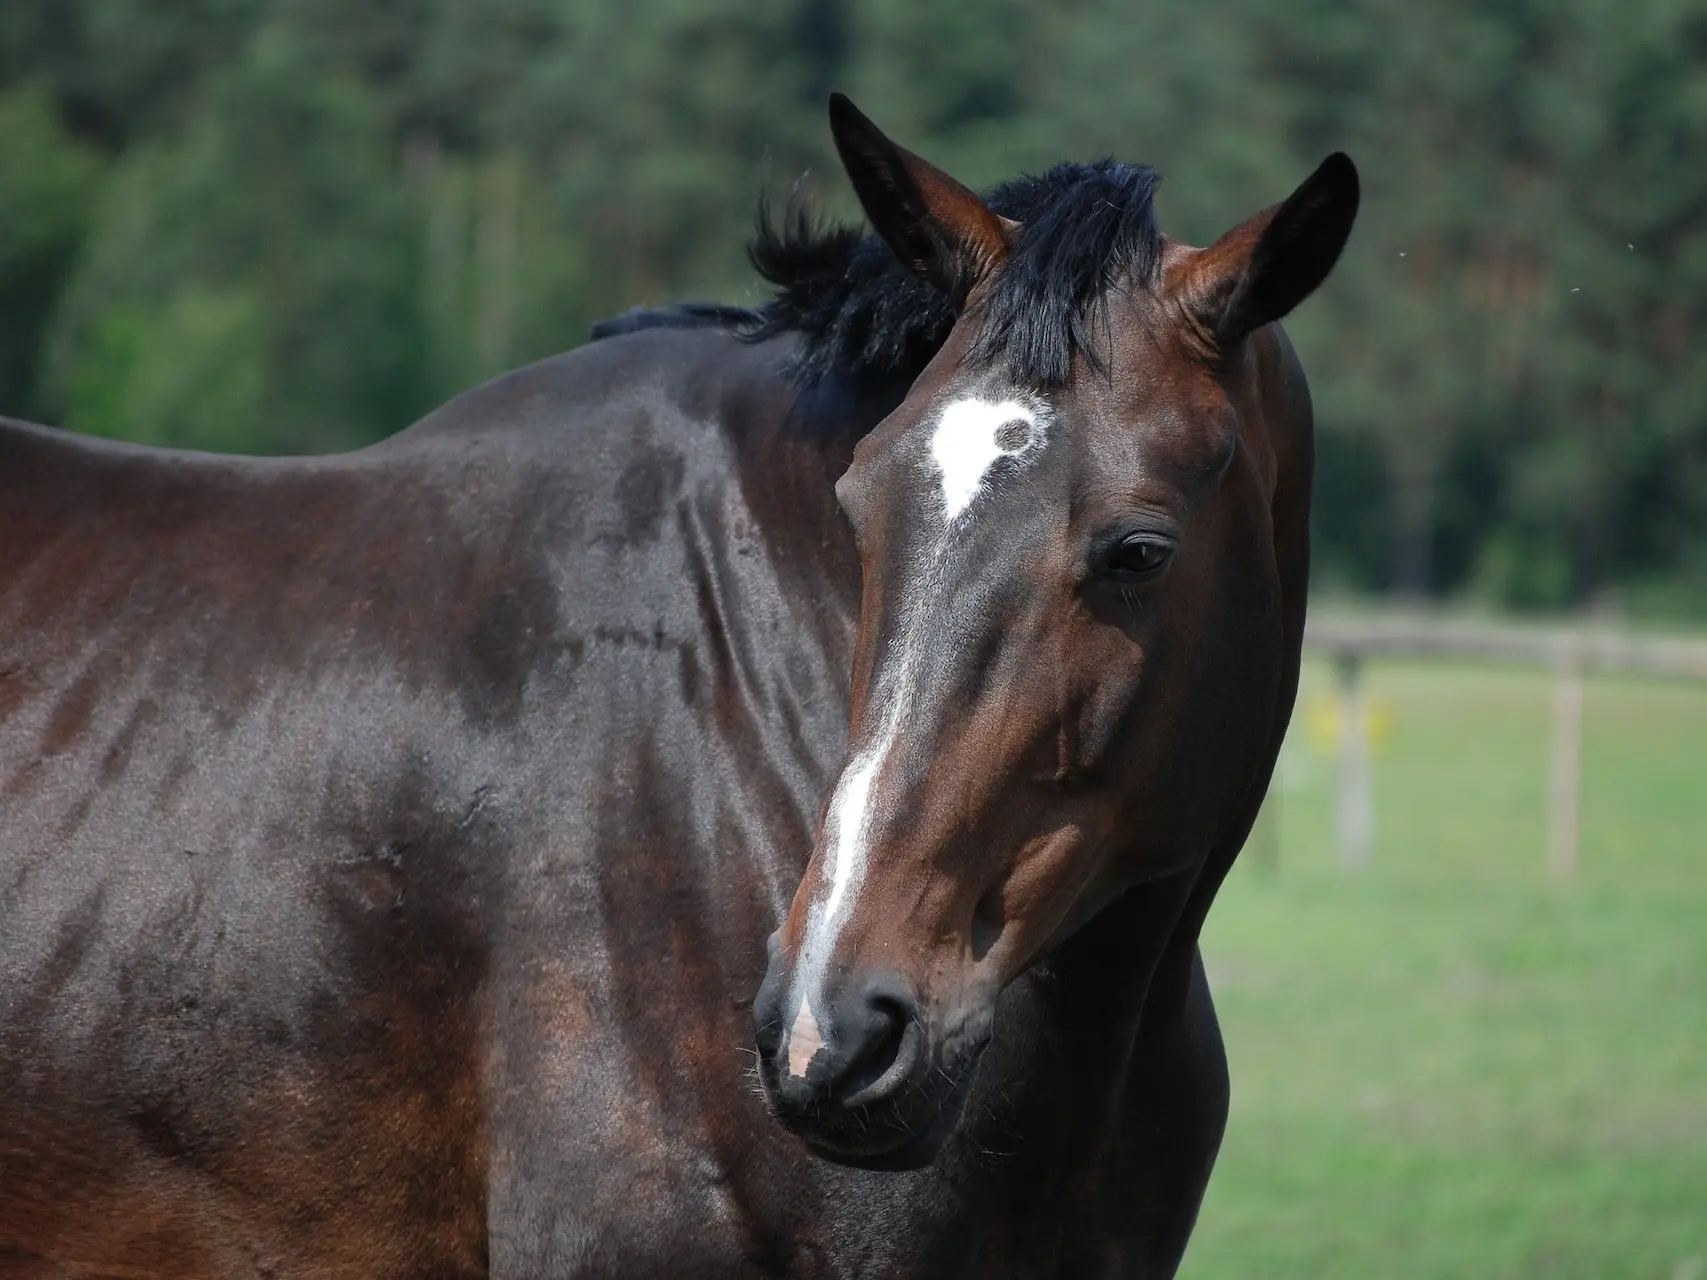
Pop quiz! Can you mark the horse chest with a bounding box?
[482,952,1140,1278]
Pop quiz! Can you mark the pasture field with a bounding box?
[1185,658,1707,1280]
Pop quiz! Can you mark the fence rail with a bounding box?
[1293,614,1707,881]
[1305,615,1707,681]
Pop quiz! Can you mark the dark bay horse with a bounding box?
[0,95,1356,1277]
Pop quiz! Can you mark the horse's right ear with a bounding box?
[828,92,1011,301]
[1177,152,1360,346]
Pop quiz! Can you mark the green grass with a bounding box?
[1185,659,1707,1280]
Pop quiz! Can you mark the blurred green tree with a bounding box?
[0,0,1700,613]
[0,89,104,420]
[44,31,430,451]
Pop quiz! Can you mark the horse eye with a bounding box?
[1105,535,1174,582]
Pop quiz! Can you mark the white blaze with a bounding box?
[929,398,1042,522]
[786,996,825,1077]
[785,391,1049,1070]
[823,732,890,919]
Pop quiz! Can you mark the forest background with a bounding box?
[2,0,1703,615]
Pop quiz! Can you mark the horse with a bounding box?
[0,94,1356,1277]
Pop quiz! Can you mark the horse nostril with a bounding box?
[836,992,920,1108]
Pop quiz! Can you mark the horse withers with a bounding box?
[0,94,1355,1276]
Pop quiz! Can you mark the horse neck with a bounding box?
[727,363,915,613]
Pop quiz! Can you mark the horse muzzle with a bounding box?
[751,944,992,1168]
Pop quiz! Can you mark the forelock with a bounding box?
[971,161,1165,386]
[742,160,1165,393]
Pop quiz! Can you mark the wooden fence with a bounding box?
[1291,614,1707,881]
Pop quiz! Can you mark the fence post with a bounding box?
[1251,785,1281,876]
[1547,637,1584,883]
[1334,649,1374,871]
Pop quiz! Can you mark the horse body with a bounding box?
[0,95,1355,1278]
[0,325,1226,1277]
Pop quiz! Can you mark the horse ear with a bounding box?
[827,92,1012,299]
[1181,153,1360,345]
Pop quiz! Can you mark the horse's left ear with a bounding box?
[1180,153,1360,344]
[828,92,1012,300]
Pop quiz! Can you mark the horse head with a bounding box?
[754,94,1358,1168]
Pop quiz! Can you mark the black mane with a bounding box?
[587,161,1165,390]
[751,160,1164,388]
